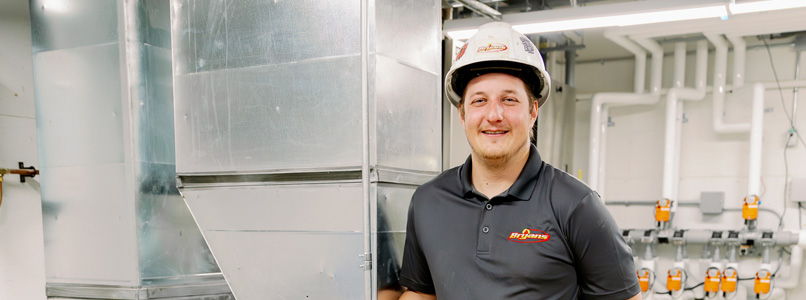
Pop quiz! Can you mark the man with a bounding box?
[398,22,641,300]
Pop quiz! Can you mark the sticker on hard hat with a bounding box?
[520,37,535,54]
[477,43,508,53]
[456,43,468,61]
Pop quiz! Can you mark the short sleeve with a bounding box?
[399,197,436,294]
[567,192,641,300]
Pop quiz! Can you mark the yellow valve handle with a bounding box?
[667,268,682,291]
[655,199,671,222]
[721,268,738,293]
[637,270,651,292]
[754,270,771,295]
[704,269,721,293]
[743,195,759,220]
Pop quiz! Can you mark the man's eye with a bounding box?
[504,98,517,102]
[471,98,486,104]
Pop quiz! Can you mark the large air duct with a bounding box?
[170,0,442,299]
[30,1,231,299]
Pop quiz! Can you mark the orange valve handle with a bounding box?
[637,269,651,292]
[655,199,671,222]
[667,268,682,292]
[704,268,721,293]
[721,268,738,293]
[743,196,759,221]
[754,270,771,295]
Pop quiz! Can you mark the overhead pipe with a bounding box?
[704,33,752,134]
[747,82,765,203]
[588,34,660,198]
[456,0,502,21]
[662,41,708,217]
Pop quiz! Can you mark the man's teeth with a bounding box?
[484,130,506,134]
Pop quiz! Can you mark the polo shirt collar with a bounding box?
[459,144,543,201]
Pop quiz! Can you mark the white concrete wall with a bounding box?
[0,8,47,300]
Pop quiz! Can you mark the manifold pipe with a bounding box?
[663,41,709,214]
[726,35,747,89]
[704,33,751,134]
[588,34,658,197]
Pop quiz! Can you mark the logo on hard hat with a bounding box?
[477,43,508,53]
[520,37,535,54]
[507,228,550,243]
[456,43,468,61]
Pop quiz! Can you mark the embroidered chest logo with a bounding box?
[507,228,550,243]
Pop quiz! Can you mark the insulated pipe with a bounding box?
[608,34,647,94]
[588,34,658,196]
[726,35,747,89]
[774,246,802,289]
[632,37,664,94]
[704,33,751,134]
[748,83,765,198]
[662,43,688,209]
[662,41,709,215]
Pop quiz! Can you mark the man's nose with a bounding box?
[485,100,504,121]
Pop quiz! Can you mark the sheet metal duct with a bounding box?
[170,0,442,299]
[31,0,232,299]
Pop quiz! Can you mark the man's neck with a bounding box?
[470,145,530,199]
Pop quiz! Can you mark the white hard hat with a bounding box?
[445,22,551,108]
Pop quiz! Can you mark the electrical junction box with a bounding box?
[790,178,806,202]
[700,192,724,214]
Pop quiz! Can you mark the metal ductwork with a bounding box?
[30,0,231,299]
[170,0,442,299]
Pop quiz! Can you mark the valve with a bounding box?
[667,268,683,292]
[655,199,671,225]
[743,195,759,221]
[637,269,652,293]
[754,270,771,296]
[704,268,721,296]
[721,268,738,296]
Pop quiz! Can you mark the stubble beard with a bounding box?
[470,134,530,167]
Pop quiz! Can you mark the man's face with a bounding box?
[459,72,538,162]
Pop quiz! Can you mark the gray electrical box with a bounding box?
[790,178,806,202]
[700,192,725,214]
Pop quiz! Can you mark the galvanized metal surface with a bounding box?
[170,0,442,299]
[46,274,232,300]
[31,0,226,295]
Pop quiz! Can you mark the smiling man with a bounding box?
[398,22,641,300]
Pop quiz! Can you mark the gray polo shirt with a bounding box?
[400,146,640,299]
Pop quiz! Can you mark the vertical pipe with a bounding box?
[588,100,603,192]
[705,33,751,133]
[663,43,686,206]
[565,41,576,86]
[607,34,647,93]
[695,40,708,91]
[726,35,746,89]
[632,37,663,95]
[748,83,765,197]
[360,0,372,298]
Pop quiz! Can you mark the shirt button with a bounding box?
[482,226,489,233]
[485,203,493,210]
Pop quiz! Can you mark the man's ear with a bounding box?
[530,100,538,122]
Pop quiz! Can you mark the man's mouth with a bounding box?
[482,130,508,135]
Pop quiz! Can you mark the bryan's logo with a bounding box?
[507,228,550,243]
[477,43,508,53]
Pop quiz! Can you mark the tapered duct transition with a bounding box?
[31,0,232,299]
[170,0,442,299]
